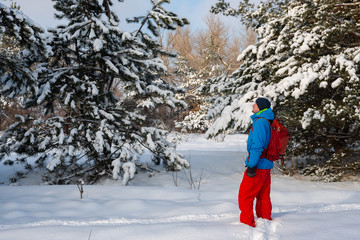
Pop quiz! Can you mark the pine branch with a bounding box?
[135,2,161,37]
[56,166,97,183]
[103,0,111,19]
[336,2,360,7]
[322,133,357,139]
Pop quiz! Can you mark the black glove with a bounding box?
[246,167,256,177]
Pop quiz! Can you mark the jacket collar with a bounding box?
[250,108,275,122]
[256,108,268,116]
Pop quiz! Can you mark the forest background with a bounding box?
[0,0,359,184]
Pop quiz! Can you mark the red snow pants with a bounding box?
[238,168,272,227]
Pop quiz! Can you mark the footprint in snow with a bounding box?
[233,218,281,240]
[253,218,281,240]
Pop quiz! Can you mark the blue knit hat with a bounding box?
[256,97,271,110]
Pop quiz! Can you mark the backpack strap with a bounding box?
[252,108,272,129]
[250,117,271,131]
[256,117,272,125]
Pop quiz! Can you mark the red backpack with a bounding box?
[258,118,290,165]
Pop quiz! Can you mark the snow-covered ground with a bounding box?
[0,134,359,240]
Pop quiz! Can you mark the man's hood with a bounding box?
[250,108,275,122]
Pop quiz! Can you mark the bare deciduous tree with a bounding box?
[162,14,257,132]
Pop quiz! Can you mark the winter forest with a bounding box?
[0,0,359,239]
[1,0,359,184]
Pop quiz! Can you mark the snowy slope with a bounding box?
[0,134,359,240]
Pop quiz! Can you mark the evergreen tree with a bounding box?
[0,1,25,130]
[207,0,360,180]
[174,56,212,132]
[0,0,189,185]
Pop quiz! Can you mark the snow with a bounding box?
[99,110,115,121]
[111,159,121,180]
[137,99,155,108]
[36,81,51,104]
[46,153,61,171]
[121,32,133,41]
[91,17,109,34]
[122,162,136,185]
[331,78,343,88]
[146,133,156,151]
[301,108,325,129]
[104,59,119,74]
[94,131,104,153]
[0,134,360,240]
[93,38,103,52]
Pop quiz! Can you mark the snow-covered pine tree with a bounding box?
[207,0,360,179]
[0,0,190,185]
[0,2,48,98]
[0,2,49,134]
[174,56,212,132]
[0,2,28,130]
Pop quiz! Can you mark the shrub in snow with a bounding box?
[0,0,189,185]
[208,0,360,180]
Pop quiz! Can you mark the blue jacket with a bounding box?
[246,108,275,169]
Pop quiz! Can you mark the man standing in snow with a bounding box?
[238,97,274,227]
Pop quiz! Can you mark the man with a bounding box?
[238,97,274,227]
